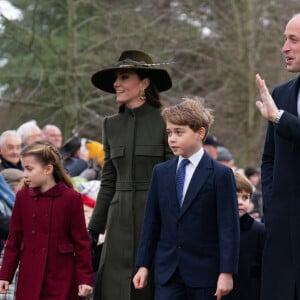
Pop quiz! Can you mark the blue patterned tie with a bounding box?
[176,159,190,206]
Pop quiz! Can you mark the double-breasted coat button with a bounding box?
[31,230,36,235]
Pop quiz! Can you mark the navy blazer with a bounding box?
[136,152,240,288]
[260,75,300,299]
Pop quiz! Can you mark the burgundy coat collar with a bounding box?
[28,181,68,197]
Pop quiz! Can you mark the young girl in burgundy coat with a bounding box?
[0,141,93,300]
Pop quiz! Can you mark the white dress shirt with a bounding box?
[177,147,204,203]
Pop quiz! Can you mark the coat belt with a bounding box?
[115,181,149,191]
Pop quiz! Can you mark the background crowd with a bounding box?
[0,119,264,300]
[0,121,104,299]
[0,50,265,300]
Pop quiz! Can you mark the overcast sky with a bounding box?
[0,0,22,21]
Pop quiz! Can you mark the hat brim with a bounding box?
[91,66,172,93]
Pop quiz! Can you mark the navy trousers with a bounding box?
[155,269,216,300]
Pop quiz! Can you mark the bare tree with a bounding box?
[1,0,300,166]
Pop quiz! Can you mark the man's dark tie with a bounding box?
[176,159,190,206]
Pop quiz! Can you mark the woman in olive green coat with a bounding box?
[88,50,173,300]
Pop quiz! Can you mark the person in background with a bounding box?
[224,171,265,300]
[0,130,22,171]
[0,174,15,211]
[203,135,223,160]
[42,124,63,148]
[0,175,13,256]
[79,140,105,181]
[60,136,89,177]
[0,141,93,299]
[244,167,263,220]
[255,13,300,300]
[216,146,235,170]
[17,120,43,148]
[133,98,239,300]
[85,140,104,168]
[0,168,24,299]
[88,49,173,300]
[0,168,24,194]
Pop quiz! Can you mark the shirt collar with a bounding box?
[178,147,204,167]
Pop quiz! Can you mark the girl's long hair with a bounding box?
[21,141,73,188]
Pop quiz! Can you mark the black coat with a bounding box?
[0,155,23,171]
[224,213,265,300]
[261,75,300,299]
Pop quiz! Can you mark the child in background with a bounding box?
[133,98,240,300]
[224,171,265,300]
[0,141,93,300]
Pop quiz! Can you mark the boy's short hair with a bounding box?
[161,98,214,135]
[234,171,253,196]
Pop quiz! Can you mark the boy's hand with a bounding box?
[78,284,93,297]
[0,280,9,294]
[214,273,233,300]
[132,267,149,289]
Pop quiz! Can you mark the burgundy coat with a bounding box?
[0,181,93,300]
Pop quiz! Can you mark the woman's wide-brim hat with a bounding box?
[91,50,172,93]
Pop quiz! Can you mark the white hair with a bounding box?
[42,124,61,134]
[0,130,22,147]
[17,120,40,142]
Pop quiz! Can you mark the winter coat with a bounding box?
[260,75,300,299]
[88,102,173,300]
[224,213,265,300]
[0,156,23,172]
[0,181,93,300]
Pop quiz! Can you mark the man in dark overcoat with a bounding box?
[256,13,300,300]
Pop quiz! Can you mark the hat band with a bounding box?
[117,59,172,68]
[117,58,150,68]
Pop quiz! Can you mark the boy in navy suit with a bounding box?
[133,98,240,300]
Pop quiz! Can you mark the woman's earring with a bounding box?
[140,90,146,101]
